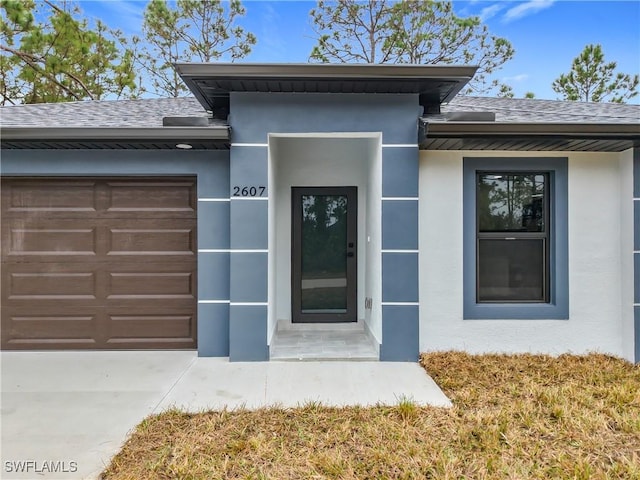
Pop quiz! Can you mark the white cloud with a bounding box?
[502,73,529,82]
[503,0,555,23]
[241,1,296,62]
[88,1,146,35]
[265,12,284,45]
[479,4,504,21]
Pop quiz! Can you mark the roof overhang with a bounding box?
[1,126,230,150]
[175,63,478,116]
[420,121,640,152]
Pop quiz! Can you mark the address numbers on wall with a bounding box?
[232,186,266,197]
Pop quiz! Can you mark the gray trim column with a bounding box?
[228,145,269,361]
[195,155,232,358]
[380,146,420,361]
[197,198,230,357]
[634,147,640,364]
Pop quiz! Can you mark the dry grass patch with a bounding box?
[101,352,639,480]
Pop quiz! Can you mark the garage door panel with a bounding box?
[107,271,194,298]
[1,308,99,348]
[1,177,198,351]
[105,180,196,216]
[1,306,196,349]
[6,272,96,300]
[107,221,196,256]
[3,220,196,258]
[1,180,98,216]
[3,263,196,304]
[1,178,197,220]
[104,338,196,349]
[2,222,98,258]
[2,263,102,305]
[106,311,195,348]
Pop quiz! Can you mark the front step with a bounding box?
[270,330,379,361]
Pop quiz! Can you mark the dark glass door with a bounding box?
[291,187,357,323]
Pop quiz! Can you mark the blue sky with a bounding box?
[78,0,640,102]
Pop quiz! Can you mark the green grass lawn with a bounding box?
[101,352,640,480]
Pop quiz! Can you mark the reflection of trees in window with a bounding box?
[476,172,549,303]
[301,195,347,276]
[477,173,546,232]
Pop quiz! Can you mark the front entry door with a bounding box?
[292,187,357,323]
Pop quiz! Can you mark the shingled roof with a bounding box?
[421,96,639,151]
[0,97,229,149]
[0,97,210,128]
[2,95,638,128]
[1,94,638,151]
[443,96,639,124]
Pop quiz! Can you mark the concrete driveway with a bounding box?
[1,352,450,480]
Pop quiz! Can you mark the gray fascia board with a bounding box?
[174,62,479,80]
[422,121,640,138]
[175,63,478,113]
[1,126,229,141]
[438,81,469,104]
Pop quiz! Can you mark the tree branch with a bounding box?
[4,38,95,100]
[0,44,84,101]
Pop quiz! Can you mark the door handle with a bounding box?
[347,252,354,257]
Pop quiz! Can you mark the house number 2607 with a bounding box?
[232,186,266,197]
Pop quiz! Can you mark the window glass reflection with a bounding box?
[477,174,546,232]
[301,195,348,313]
[478,239,545,302]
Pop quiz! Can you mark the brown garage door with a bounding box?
[1,177,197,350]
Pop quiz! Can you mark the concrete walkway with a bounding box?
[1,352,450,480]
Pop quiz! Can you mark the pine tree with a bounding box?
[552,44,638,103]
[139,0,256,97]
[1,0,139,104]
[309,0,514,94]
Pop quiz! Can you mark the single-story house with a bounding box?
[1,63,639,363]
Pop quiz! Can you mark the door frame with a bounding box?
[291,186,357,323]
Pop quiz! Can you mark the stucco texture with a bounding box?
[418,149,635,362]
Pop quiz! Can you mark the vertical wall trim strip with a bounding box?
[228,143,269,361]
[380,147,420,361]
[634,147,640,364]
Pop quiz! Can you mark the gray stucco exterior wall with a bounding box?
[230,92,422,361]
[380,146,420,361]
[230,92,421,145]
[1,149,231,357]
[228,145,269,361]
